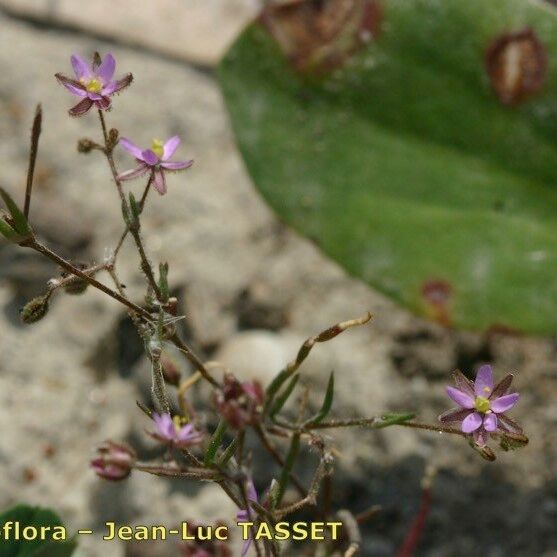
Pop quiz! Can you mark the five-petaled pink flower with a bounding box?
[149,413,204,449]
[55,53,133,116]
[439,365,522,447]
[118,136,194,195]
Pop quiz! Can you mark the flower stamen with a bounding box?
[151,138,164,159]
[474,396,491,413]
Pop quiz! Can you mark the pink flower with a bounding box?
[439,366,522,447]
[118,136,193,195]
[56,53,132,116]
[91,440,136,481]
[149,413,204,449]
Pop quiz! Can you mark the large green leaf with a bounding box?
[219,0,557,333]
[0,505,77,557]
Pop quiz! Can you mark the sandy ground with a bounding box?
[0,3,556,556]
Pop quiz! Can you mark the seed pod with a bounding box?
[20,295,50,324]
[63,276,89,295]
[77,138,97,153]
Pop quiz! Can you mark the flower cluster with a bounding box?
[56,52,193,195]
[439,366,521,447]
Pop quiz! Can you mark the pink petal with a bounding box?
[142,150,159,166]
[483,413,498,432]
[240,537,252,557]
[491,393,519,414]
[176,424,194,441]
[474,365,494,397]
[68,97,93,117]
[162,135,181,160]
[438,408,472,424]
[161,160,194,171]
[55,74,87,97]
[118,164,150,181]
[153,413,175,440]
[246,480,258,503]
[446,386,474,409]
[71,54,92,80]
[119,137,144,160]
[461,412,482,433]
[97,53,116,83]
[153,169,167,195]
[102,74,133,96]
[473,428,488,447]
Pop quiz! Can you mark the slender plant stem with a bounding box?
[254,425,307,497]
[398,422,466,436]
[98,110,126,205]
[27,240,153,320]
[24,104,42,219]
[169,332,220,388]
[114,176,153,257]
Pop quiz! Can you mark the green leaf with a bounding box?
[0,188,31,236]
[158,262,170,303]
[204,418,228,466]
[375,413,416,429]
[270,373,299,419]
[264,368,291,415]
[219,0,557,333]
[305,372,334,426]
[0,504,76,557]
[0,218,19,242]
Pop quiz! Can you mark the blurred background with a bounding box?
[0,1,556,556]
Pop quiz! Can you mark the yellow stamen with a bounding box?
[172,415,188,429]
[151,138,164,159]
[474,396,491,413]
[85,78,102,93]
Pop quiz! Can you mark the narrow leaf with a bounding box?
[158,262,170,303]
[275,432,300,507]
[264,368,291,415]
[0,188,31,236]
[270,374,299,418]
[375,413,416,429]
[204,418,227,466]
[305,372,335,425]
[0,218,19,242]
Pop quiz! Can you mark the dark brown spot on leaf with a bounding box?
[260,0,382,73]
[485,28,547,105]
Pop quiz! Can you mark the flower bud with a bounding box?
[215,374,264,430]
[161,355,181,387]
[91,441,136,481]
[108,128,119,148]
[63,276,89,295]
[77,138,97,153]
[20,295,50,324]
